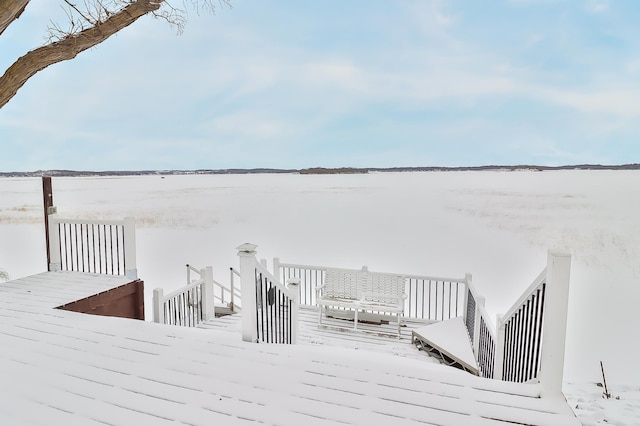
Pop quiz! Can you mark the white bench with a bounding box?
[315,268,407,338]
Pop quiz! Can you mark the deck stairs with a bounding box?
[214,303,237,318]
[412,316,479,375]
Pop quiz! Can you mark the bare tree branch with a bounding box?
[0,0,231,109]
[0,0,162,109]
[0,0,30,36]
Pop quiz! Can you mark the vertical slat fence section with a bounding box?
[153,266,215,326]
[47,214,137,279]
[255,268,294,344]
[275,259,325,307]
[477,316,496,378]
[495,269,547,383]
[403,274,467,321]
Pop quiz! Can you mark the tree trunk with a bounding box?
[0,1,162,109]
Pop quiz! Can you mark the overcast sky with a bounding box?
[1,0,639,171]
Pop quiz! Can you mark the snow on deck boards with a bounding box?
[201,306,442,363]
[0,272,580,425]
[0,271,132,310]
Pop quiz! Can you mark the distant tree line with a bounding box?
[2,164,640,178]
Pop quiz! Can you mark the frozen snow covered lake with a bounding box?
[1,170,639,393]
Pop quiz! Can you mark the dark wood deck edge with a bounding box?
[56,279,145,320]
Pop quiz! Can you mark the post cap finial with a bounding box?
[236,243,258,254]
[287,277,301,286]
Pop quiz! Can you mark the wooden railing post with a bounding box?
[123,217,137,279]
[48,213,61,272]
[273,257,281,280]
[539,251,572,397]
[288,277,300,344]
[494,314,505,380]
[238,243,258,343]
[201,266,215,321]
[42,176,54,269]
[153,288,164,324]
[229,268,237,311]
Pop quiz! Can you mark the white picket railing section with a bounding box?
[47,214,137,279]
[153,266,215,327]
[187,264,241,312]
[275,258,467,323]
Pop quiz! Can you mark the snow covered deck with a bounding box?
[0,271,580,425]
[200,305,442,362]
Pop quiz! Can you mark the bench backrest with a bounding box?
[323,269,405,305]
[323,269,363,299]
[365,273,405,305]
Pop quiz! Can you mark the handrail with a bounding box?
[464,276,496,378]
[278,261,467,284]
[495,268,548,383]
[253,258,297,343]
[162,277,203,301]
[188,264,241,311]
[153,265,215,326]
[48,217,129,226]
[257,261,292,297]
[501,268,546,322]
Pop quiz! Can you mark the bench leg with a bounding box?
[354,309,358,332]
[397,313,401,339]
[318,304,322,328]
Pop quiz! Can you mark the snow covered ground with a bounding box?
[1,171,639,424]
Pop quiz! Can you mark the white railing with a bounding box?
[463,251,571,397]
[463,274,496,379]
[227,267,243,311]
[47,214,137,279]
[238,244,299,344]
[492,251,572,397]
[275,258,467,322]
[187,264,240,312]
[153,266,214,327]
[494,269,546,384]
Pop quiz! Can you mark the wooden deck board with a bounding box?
[200,306,440,363]
[0,272,580,425]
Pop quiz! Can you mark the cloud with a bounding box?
[2,1,640,171]
[586,0,610,13]
[538,87,640,117]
